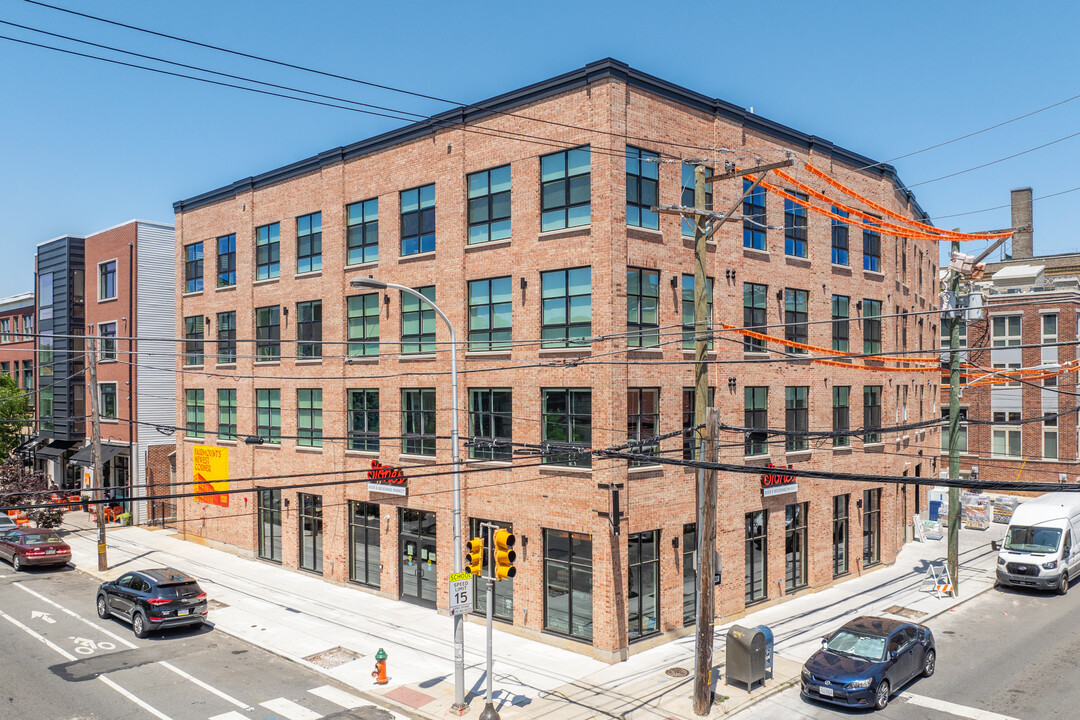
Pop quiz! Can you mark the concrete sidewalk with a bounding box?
[57,514,1005,720]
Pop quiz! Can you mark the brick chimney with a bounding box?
[1010,187,1033,259]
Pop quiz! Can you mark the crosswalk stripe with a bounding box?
[208,712,248,720]
[259,697,323,720]
[901,692,1020,720]
[309,685,364,709]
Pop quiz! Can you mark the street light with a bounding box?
[349,277,466,713]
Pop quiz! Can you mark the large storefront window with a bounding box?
[470,518,514,622]
[299,493,323,573]
[863,488,881,567]
[544,530,593,642]
[628,530,660,641]
[833,494,849,577]
[257,489,281,563]
[745,511,767,604]
[349,501,380,588]
[785,502,808,593]
[682,523,696,626]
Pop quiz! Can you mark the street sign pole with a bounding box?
[479,523,499,720]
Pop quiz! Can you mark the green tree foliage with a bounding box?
[0,374,31,458]
[0,460,64,529]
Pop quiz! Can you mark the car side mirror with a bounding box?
[821,638,828,649]
[890,650,898,660]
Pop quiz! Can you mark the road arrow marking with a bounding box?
[31,610,55,623]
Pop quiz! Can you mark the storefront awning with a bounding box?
[13,434,42,455]
[69,443,127,467]
[35,440,79,460]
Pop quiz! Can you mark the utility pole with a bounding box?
[946,239,961,596]
[87,332,108,571]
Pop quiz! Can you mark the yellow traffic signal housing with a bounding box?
[493,528,517,581]
[465,537,484,576]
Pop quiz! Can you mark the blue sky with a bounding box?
[1,0,1077,297]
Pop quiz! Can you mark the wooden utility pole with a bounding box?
[88,332,108,571]
[694,408,719,714]
[946,239,961,596]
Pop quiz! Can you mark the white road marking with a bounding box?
[31,610,55,623]
[158,661,253,710]
[310,684,364,708]
[0,607,172,720]
[901,692,1021,720]
[259,697,323,720]
[209,712,249,720]
[13,581,138,648]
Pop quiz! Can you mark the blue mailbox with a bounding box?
[754,624,774,677]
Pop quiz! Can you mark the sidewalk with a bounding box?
[58,513,1005,720]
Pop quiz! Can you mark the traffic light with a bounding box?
[492,528,516,581]
[465,537,484,576]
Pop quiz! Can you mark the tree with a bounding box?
[0,459,64,529]
[0,374,31,459]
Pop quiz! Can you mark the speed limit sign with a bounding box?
[449,572,473,614]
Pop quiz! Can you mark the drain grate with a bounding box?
[665,667,690,677]
[207,599,229,611]
[883,604,927,620]
[305,646,364,669]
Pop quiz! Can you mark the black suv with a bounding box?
[96,568,208,638]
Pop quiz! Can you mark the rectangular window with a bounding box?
[400,184,436,256]
[39,332,53,377]
[541,267,591,348]
[100,259,119,299]
[185,389,204,438]
[993,362,1022,388]
[833,386,850,447]
[784,288,808,353]
[992,316,1022,347]
[833,494,849,577]
[992,411,1022,457]
[296,300,322,358]
[256,223,280,280]
[863,489,881,566]
[682,523,696,625]
[785,386,809,452]
[471,518,514,621]
[469,388,512,461]
[296,212,322,274]
[627,388,659,465]
[255,306,280,360]
[256,389,281,444]
[22,360,32,392]
[22,315,33,339]
[542,388,592,467]
[346,198,379,265]
[0,319,9,343]
[1044,423,1058,460]
[864,385,882,444]
[745,386,768,456]
[401,388,436,456]
[184,316,204,366]
[627,268,659,347]
[38,272,53,321]
[543,529,593,641]
[297,389,323,447]
[682,387,715,459]
[939,410,967,455]
[468,277,512,352]
[784,193,807,257]
[258,489,282,562]
[863,219,881,272]
[347,294,379,357]
[743,179,766,250]
[628,530,660,640]
[468,165,511,244]
[100,383,117,420]
[298,493,323,573]
[184,245,202,293]
[347,389,379,452]
[626,146,659,229]
[216,311,236,363]
[743,283,767,352]
[863,299,882,354]
[401,286,436,354]
[681,163,712,236]
[349,501,381,588]
[745,510,768,604]
[1043,313,1058,344]
[217,234,236,287]
[40,385,53,431]
[832,295,850,352]
[681,275,714,350]
[217,388,237,441]
[540,147,591,231]
[785,502,808,593]
[831,207,849,265]
[99,321,117,362]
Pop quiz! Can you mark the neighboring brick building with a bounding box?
[174,59,939,659]
[0,290,37,458]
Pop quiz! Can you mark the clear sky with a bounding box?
[1,0,1077,297]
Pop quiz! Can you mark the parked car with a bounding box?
[0,515,17,533]
[801,616,935,710]
[0,528,72,571]
[96,568,208,638]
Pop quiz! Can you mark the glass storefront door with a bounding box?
[400,508,437,607]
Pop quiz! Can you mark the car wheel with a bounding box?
[922,649,936,678]
[96,595,109,619]
[132,612,149,639]
[1059,572,1069,596]
[12,555,22,572]
[874,680,890,710]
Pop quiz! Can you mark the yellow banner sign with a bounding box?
[192,445,229,507]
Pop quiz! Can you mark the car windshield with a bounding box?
[1004,525,1062,554]
[826,630,886,662]
[23,533,62,545]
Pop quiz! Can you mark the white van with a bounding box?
[996,492,1080,594]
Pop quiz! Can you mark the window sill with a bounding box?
[784,254,810,264]
[399,453,438,463]
[98,296,119,304]
[742,247,770,258]
[539,464,592,475]
[346,449,380,457]
[862,270,885,279]
[399,354,437,362]
[465,238,511,252]
[215,285,236,293]
[538,225,591,242]
[627,348,664,356]
[682,350,717,358]
[253,277,280,287]
[184,364,205,370]
[218,439,237,446]
[98,359,118,364]
[830,263,852,271]
[345,260,379,271]
[253,361,281,367]
[253,443,281,450]
[466,350,513,359]
[100,419,120,425]
[628,464,663,474]
[215,362,236,369]
[180,291,202,299]
[465,459,513,468]
[831,445,853,453]
[295,270,322,279]
[680,234,717,246]
[399,250,436,262]
[295,359,323,365]
[743,453,771,461]
[537,347,591,355]
[296,446,324,454]
[785,449,812,461]
[862,442,885,449]
[345,356,380,364]
[743,352,771,359]
[182,436,204,443]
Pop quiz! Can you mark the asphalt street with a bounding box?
[731,582,1080,720]
[0,562,409,720]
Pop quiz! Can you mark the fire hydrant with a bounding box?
[372,648,388,685]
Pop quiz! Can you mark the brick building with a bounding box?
[0,290,36,458]
[174,59,939,659]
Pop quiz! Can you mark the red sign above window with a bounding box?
[368,460,407,496]
[761,463,798,497]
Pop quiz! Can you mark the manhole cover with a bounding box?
[882,604,927,620]
[666,667,690,677]
[208,599,229,610]
[304,646,363,669]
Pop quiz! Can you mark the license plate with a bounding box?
[178,609,190,616]
[819,686,834,697]
[45,549,55,555]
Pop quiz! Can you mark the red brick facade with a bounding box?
[0,292,36,397]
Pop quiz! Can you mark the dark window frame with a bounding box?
[833,386,850,447]
[217,234,236,288]
[400,184,436,256]
[257,489,282,563]
[401,286,436,355]
[346,198,379,265]
[468,277,512,352]
[785,386,808,452]
[783,193,808,258]
[745,510,768,604]
[349,501,381,588]
[743,283,767,352]
[468,165,512,244]
[185,388,204,438]
[401,388,436,456]
[217,388,237,441]
[863,219,881,272]
[625,146,659,229]
[541,388,592,467]
[833,494,849,577]
[541,267,592,348]
[183,316,204,366]
[681,275,714,350]
[627,388,659,466]
[831,207,849,265]
[743,179,766,250]
[298,492,323,574]
[296,212,322,274]
[832,295,850,352]
[784,288,808,353]
[681,163,713,236]
[864,385,882,444]
[745,386,768,456]
[627,268,660,347]
[785,502,808,593]
[256,388,281,444]
[100,259,119,300]
[469,388,512,461]
[255,305,280,360]
[542,529,593,642]
[627,529,660,640]
[183,246,202,294]
[297,388,323,447]
[347,388,379,452]
[256,223,280,280]
[296,300,322,358]
[540,146,591,232]
[347,293,380,357]
[216,311,236,364]
[863,299,882,355]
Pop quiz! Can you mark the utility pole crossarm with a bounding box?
[653,205,736,221]
[705,158,794,183]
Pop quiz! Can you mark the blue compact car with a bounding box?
[801,616,935,710]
